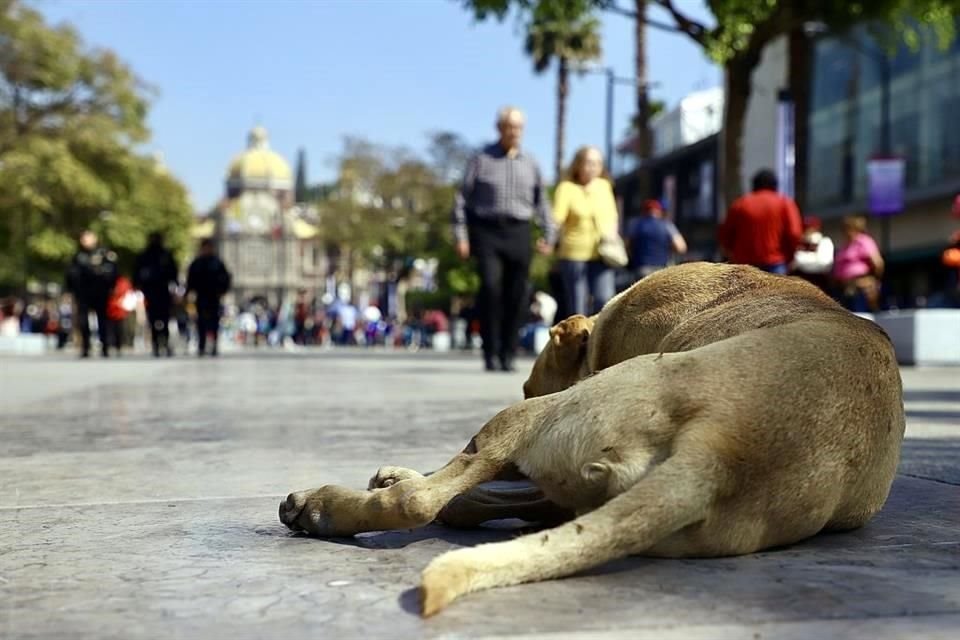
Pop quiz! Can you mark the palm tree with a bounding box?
[524,1,602,181]
[633,0,650,160]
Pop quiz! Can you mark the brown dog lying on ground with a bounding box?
[279,262,904,616]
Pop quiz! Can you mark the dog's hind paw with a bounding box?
[420,553,476,617]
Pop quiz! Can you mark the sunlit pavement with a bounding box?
[1,351,958,639]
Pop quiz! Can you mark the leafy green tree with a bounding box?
[425,130,475,184]
[460,0,959,203]
[0,0,193,291]
[312,134,482,309]
[644,0,958,203]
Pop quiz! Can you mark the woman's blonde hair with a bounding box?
[565,145,608,183]
[843,215,868,234]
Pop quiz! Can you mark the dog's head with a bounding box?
[522,314,593,398]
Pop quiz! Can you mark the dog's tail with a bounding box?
[419,450,723,616]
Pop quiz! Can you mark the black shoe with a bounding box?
[484,356,497,372]
[80,351,90,359]
[499,356,515,372]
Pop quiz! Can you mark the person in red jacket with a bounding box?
[718,169,803,274]
[107,275,136,356]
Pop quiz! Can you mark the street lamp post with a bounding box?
[605,67,615,168]
[582,66,658,175]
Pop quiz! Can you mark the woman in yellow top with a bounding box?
[553,145,620,316]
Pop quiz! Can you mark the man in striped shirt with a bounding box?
[452,107,556,372]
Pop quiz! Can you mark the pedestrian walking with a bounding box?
[451,106,556,372]
[790,216,834,292]
[186,239,231,357]
[134,232,179,357]
[66,230,118,358]
[106,275,136,355]
[626,199,687,281]
[552,146,622,316]
[718,169,803,274]
[833,215,884,312]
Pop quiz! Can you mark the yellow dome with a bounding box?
[226,127,292,189]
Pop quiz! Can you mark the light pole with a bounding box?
[581,66,659,175]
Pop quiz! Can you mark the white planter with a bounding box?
[874,310,960,366]
[0,334,49,355]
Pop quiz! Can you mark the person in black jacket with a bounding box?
[66,230,118,358]
[186,239,231,357]
[134,232,179,357]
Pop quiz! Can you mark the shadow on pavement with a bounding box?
[905,408,960,422]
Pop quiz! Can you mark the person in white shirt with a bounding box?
[790,216,834,292]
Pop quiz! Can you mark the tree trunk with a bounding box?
[555,57,569,182]
[721,53,760,208]
[789,27,812,211]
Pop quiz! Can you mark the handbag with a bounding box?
[943,247,960,268]
[592,212,629,268]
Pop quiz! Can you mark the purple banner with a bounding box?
[867,158,905,216]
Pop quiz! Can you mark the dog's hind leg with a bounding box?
[419,448,726,616]
[438,484,573,529]
[367,469,571,529]
[279,396,553,537]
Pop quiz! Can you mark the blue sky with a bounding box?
[38,0,719,210]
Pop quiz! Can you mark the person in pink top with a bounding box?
[833,215,885,312]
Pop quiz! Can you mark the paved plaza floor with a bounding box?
[1,350,958,639]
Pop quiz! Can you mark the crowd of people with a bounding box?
[450,105,960,372]
[232,292,454,351]
[4,105,960,363]
[1,231,232,358]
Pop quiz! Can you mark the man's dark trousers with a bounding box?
[469,217,531,368]
[196,299,221,355]
[76,297,110,357]
[145,294,172,355]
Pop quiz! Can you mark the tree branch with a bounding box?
[598,2,686,35]
[651,0,709,46]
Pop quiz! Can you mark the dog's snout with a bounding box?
[279,492,304,528]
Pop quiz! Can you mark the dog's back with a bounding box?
[525,262,881,398]
[589,262,877,369]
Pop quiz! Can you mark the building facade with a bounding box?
[195,127,325,307]
[807,25,960,305]
[615,87,723,261]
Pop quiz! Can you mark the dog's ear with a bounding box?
[548,315,591,361]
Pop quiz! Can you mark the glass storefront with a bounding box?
[807,23,960,211]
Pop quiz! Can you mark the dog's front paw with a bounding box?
[278,485,368,537]
[367,466,424,490]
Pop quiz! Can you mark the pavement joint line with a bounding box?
[0,494,287,511]
[902,473,960,487]
[468,612,960,639]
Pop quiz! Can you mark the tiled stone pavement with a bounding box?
[1,351,958,639]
